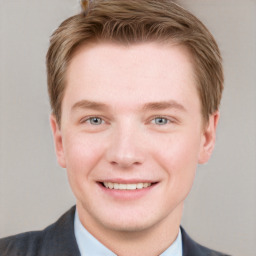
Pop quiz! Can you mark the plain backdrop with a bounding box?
[1,1,256,256]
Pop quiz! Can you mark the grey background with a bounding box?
[0,1,255,255]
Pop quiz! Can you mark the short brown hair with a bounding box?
[47,0,223,125]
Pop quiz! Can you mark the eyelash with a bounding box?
[80,116,105,125]
[79,115,175,126]
[150,116,174,125]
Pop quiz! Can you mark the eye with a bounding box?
[152,117,169,125]
[86,117,104,125]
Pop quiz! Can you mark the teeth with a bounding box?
[103,182,152,190]
[127,184,136,190]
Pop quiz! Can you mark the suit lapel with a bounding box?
[181,226,203,256]
[43,206,81,256]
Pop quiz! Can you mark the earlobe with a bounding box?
[50,115,66,168]
[198,111,220,164]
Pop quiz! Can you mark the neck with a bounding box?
[77,202,183,256]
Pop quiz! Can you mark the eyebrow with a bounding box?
[71,99,187,113]
[71,100,109,112]
[142,100,187,112]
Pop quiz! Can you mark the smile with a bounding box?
[103,182,152,190]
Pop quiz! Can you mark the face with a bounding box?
[51,42,218,235]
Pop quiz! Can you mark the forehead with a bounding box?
[63,42,199,111]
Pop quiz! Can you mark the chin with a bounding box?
[97,208,167,234]
[102,218,156,233]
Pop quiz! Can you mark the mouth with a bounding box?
[100,182,156,190]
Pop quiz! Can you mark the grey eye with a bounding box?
[153,117,169,125]
[88,117,103,125]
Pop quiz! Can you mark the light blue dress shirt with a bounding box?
[74,209,182,256]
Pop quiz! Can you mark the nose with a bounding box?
[105,123,145,169]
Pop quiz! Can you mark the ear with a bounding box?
[198,111,220,164]
[50,115,66,168]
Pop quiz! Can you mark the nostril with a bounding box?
[106,145,145,167]
[110,161,118,165]
[109,159,141,168]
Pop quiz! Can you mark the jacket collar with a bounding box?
[48,206,223,256]
[43,205,81,256]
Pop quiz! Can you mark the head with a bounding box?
[47,0,223,127]
[47,0,224,249]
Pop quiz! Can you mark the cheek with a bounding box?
[151,133,201,185]
[63,133,105,176]
[62,133,106,199]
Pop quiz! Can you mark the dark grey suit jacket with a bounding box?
[0,206,230,256]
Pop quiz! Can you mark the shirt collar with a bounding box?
[161,228,182,256]
[74,209,182,256]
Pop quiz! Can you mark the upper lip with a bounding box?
[98,179,158,184]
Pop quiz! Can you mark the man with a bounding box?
[0,0,230,255]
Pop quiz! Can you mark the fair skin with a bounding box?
[51,42,219,256]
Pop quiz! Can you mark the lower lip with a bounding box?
[98,183,157,200]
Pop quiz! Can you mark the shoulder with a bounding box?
[181,227,231,256]
[0,206,80,256]
[0,230,46,256]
